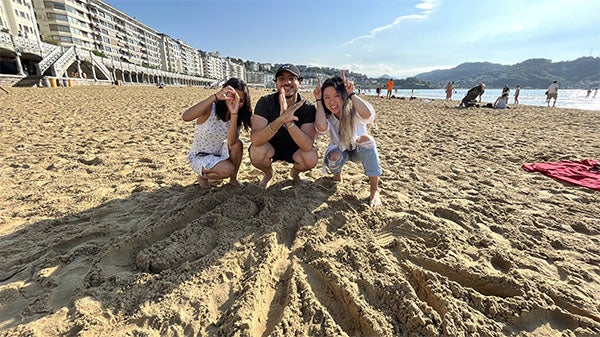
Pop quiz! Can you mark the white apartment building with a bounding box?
[178,38,201,76]
[33,0,162,70]
[1,0,258,85]
[1,0,38,38]
[200,50,224,80]
[224,57,244,81]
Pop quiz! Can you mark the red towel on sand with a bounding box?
[522,159,600,191]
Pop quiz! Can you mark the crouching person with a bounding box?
[182,78,252,188]
[314,72,382,207]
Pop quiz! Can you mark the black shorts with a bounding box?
[271,141,297,163]
[248,143,297,164]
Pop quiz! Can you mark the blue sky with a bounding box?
[104,0,600,79]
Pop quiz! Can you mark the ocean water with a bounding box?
[360,88,600,111]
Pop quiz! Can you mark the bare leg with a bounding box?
[290,148,317,184]
[290,167,301,182]
[368,176,381,207]
[250,143,275,188]
[258,167,274,188]
[197,175,211,189]
[228,140,243,188]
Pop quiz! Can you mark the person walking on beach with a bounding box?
[182,78,252,188]
[445,81,454,100]
[386,78,394,99]
[546,80,558,107]
[314,71,382,207]
[249,64,317,188]
[514,84,521,104]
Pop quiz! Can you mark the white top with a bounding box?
[187,104,233,174]
[318,102,376,152]
[494,96,509,109]
[547,83,558,94]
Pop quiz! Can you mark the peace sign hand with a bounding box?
[341,70,354,94]
[313,76,322,100]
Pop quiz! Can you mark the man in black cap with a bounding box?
[249,63,317,187]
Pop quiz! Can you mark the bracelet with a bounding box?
[348,92,356,98]
[283,122,296,129]
[214,93,218,101]
[266,123,277,133]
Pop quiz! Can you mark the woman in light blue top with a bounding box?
[182,78,252,188]
[314,72,382,207]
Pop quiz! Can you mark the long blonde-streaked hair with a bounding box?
[321,76,355,149]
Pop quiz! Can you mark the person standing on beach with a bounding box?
[386,78,394,99]
[182,78,252,188]
[249,64,317,188]
[546,80,558,107]
[514,84,521,104]
[445,81,454,100]
[314,72,382,207]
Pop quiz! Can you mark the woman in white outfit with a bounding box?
[182,78,252,188]
[314,72,383,207]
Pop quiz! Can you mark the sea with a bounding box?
[359,88,600,111]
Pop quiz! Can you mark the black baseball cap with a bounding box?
[275,64,303,80]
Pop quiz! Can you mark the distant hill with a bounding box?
[415,57,600,89]
[289,65,436,89]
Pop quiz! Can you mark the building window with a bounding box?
[49,24,71,33]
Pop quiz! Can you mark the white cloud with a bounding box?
[344,0,439,46]
[415,0,436,10]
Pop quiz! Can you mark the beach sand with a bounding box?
[1,86,599,336]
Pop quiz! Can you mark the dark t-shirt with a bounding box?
[254,92,316,162]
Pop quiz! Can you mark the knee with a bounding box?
[357,135,376,149]
[222,160,236,176]
[326,150,343,170]
[295,149,318,169]
[327,151,341,162]
[249,143,273,166]
[230,139,242,152]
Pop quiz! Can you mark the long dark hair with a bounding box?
[215,78,252,131]
[321,76,354,149]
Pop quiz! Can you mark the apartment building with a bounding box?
[33,0,163,69]
[1,0,38,38]
[224,57,244,81]
[158,33,203,76]
[2,0,258,84]
[200,50,223,80]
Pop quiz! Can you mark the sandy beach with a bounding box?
[1,85,599,336]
